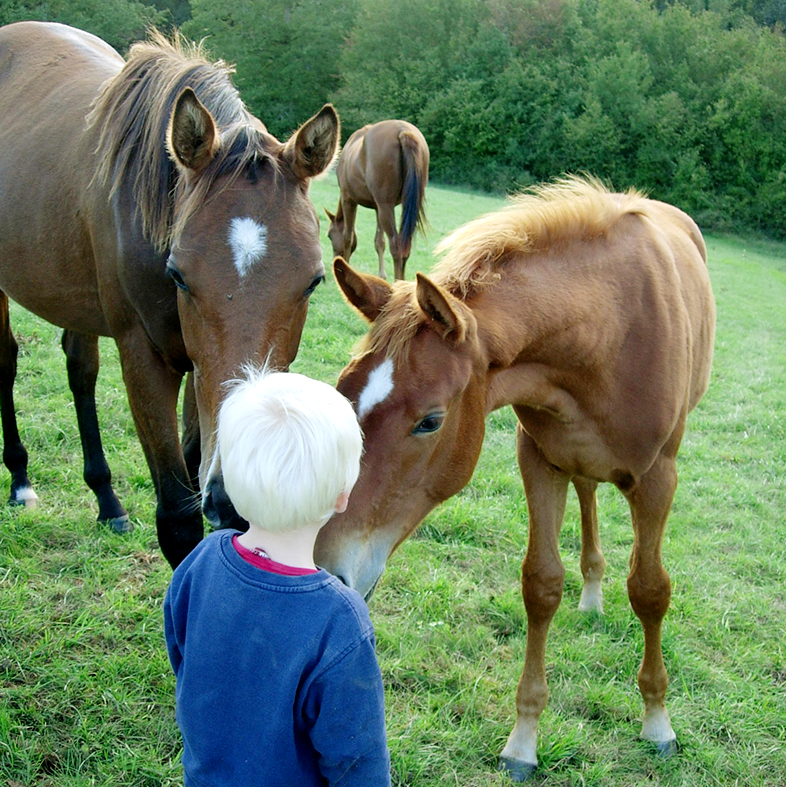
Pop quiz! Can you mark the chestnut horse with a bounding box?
[0,22,339,568]
[316,177,716,780]
[326,120,428,280]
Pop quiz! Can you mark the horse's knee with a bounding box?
[628,565,671,623]
[521,560,565,623]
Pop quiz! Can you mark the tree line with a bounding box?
[2,0,785,236]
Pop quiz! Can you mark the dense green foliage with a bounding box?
[334,0,786,235]
[0,0,165,50]
[1,0,785,232]
[183,0,358,138]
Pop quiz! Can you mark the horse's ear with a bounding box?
[282,104,340,181]
[334,257,392,323]
[325,208,336,223]
[167,88,219,174]
[416,273,472,344]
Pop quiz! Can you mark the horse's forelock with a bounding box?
[87,29,260,252]
[171,125,278,245]
[353,284,424,365]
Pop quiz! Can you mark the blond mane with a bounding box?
[433,175,648,296]
[354,176,649,362]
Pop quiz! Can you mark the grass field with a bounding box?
[1,176,784,787]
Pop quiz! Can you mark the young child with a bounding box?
[164,368,391,787]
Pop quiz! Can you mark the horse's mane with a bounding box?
[355,176,649,361]
[88,30,271,252]
[432,175,648,296]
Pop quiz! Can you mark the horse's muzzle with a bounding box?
[202,476,248,532]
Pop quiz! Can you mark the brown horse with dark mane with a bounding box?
[0,22,339,567]
[326,119,428,280]
[315,177,715,780]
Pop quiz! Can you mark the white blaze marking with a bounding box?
[357,358,394,419]
[229,217,268,277]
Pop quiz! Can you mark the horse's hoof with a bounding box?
[654,738,678,758]
[498,756,537,782]
[9,487,39,508]
[102,515,133,534]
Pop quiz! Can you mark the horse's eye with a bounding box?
[412,413,445,435]
[166,260,189,292]
[304,274,324,298]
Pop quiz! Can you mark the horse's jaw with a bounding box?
[315,518,400,600]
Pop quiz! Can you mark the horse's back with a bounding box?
[481,189,715,479]
[0,21,122,78]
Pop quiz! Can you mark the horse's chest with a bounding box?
[515,403,621,482]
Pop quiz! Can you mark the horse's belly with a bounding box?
[515,402,660,486]
[517,407,614,478]
[0,283,111,336]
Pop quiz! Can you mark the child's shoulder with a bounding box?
[318,575,374,631]
[169,529,228,581]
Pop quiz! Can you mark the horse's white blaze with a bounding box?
[229,217,268,277]
[357,358,394,420]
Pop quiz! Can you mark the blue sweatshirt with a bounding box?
[164,529,391,787]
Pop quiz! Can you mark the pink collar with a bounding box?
[232,535,319,576]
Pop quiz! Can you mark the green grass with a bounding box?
[1,177,785,786]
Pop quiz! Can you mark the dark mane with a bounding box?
[88,30,272,252]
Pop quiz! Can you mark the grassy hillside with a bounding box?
[1,177,784,786]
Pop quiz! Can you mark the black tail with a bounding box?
[398,131,429,260]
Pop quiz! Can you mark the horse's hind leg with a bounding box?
[622,449,679,755]
[62,330,130,533]
[573,477,606,613]
[0,290,38,508]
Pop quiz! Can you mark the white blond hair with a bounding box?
[217,369,362,532]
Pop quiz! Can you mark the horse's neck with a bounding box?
[471,274,570,414]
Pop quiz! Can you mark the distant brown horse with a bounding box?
[0,22,339,567]
[326,120,428,280]
[316,177,716,780]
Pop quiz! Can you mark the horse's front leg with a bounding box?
[340,199,358,265]
[499,423,570,782]
[0,289,37,507]
[373,209,389,279]
[623,450,678,755]
[62,330,130,532]
[116,331,202,568]
[573,477,606,613]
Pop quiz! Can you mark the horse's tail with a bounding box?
[398,130,429,260]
